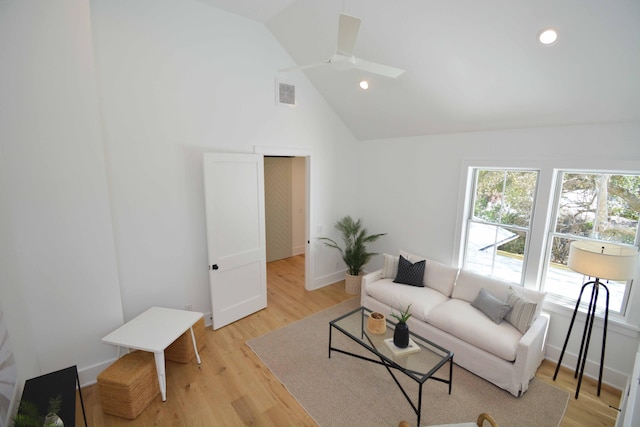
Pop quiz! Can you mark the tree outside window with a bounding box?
[543,172,640,314]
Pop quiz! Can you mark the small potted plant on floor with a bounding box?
[390,304,412,348]
[319,216,386,295]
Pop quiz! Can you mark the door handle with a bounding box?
[211,264,219,270]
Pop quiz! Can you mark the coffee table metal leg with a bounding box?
[448,357,453,394]
[154,351,167,401]
[328,325,333,358]
[417,382,423,426]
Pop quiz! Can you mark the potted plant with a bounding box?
[319,216,386,295]
[390,304,412,348]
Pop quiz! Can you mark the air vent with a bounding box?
[277,81,296,106]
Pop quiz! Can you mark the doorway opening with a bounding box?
[264,155,306,290]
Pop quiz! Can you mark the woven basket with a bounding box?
[366,312,387,334]
[165,316,206,363]
[97,351,160,419]
[345,273,362,295]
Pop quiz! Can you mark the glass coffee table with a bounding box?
[329,306,453,426]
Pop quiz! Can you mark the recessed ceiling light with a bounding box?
[359,80,369,90]
[538,28,558,45]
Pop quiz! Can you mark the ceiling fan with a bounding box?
[279,13,405,78]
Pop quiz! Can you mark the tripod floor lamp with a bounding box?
[553,240,638,399]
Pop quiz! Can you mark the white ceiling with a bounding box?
[200,0,640,140]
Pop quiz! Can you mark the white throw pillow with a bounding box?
[381,253,400,279]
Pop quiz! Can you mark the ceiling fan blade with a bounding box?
[279,60,330,73]
[353,58,405,78]
[337,13,361,56]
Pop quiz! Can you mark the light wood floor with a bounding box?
[76,255,621,426]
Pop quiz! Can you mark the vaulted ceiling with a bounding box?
[200,0,640,140]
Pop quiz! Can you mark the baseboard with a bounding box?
[545,344,627,390]
[312,270,345,290]
[77,359,115,388]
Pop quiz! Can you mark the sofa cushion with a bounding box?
[381,253,400,279]
[505,286,538,333]
[365,279,449,322]
[399,250,458,297]
[471,288,512,324]
[452,269,513,303]
[393,255,425,287]
[429,299,522,361]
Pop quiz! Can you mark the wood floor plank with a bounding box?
[77,255,621,426]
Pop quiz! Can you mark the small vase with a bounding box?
[393,322,410,348]
[43,413,64,427]
[366,312,386,334]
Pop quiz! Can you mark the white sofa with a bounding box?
[360,251,549,397]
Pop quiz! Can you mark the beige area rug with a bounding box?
[247,299,569,427]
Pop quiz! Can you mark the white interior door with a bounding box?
[203,153,267,329]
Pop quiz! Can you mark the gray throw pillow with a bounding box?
[471,288,512,324]
[393,255,425,287]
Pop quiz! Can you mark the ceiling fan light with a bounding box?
[359,80,369,90]
[538,28,558,45]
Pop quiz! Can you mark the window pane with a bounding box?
[555,173,640,244]
[502,171,536,228]
[544,236,626,312]
[473,170,537,227]
[465,222,526,283]
[473,170,505,223]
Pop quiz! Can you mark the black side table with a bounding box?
[19,365,87,427]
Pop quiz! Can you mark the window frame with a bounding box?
[462,167,540,285]
[454,159,640,323]
[539,169,640,315]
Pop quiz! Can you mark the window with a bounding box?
[460,167,639,316]
[542,172,640,314]
[462,169,539,284]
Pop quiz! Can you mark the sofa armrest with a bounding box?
[361,269,383,305]
[514,312,550,392]
[362,269,383,288]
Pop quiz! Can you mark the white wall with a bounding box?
[357,122,640,388]
[0,0,125,402]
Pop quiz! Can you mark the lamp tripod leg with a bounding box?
[575,284,597,377]
[575,290,597,399]
[553,283,590,381]
[597,284,610,397]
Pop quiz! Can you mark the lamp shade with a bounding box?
[568,241,638,280]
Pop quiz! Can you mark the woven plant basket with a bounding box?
[97,351,160,420]
[345,273,362,295]
[165,316,207,363]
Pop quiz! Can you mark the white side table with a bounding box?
[102,307,204,401]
